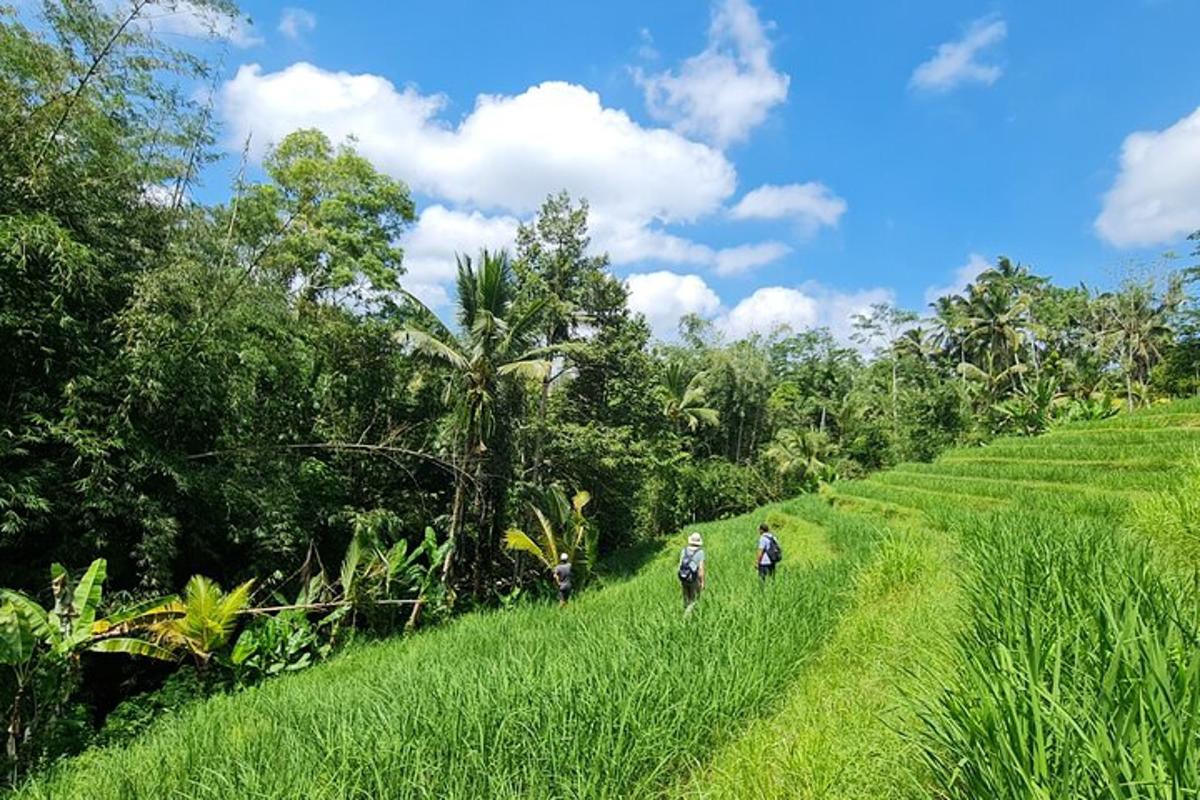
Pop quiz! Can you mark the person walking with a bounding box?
[553,552,573,607]
[756,522,780,581]
[678,532,706,613]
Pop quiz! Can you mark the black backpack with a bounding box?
[678,548,699,584]
[765,533,782,564]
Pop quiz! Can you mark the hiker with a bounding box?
[553,552,573,606]
[678,532,706,612]
[756,522,781,581]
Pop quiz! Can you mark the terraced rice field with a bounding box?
[17,400,1200,798]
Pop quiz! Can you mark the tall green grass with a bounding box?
[672,526,959,800]
[913,508,1200,798]
[891,460,1171,491]
[1128,461,1200,574]
[16,500,883,799]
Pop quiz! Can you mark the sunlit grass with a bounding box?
[671,526,959,800]
[17,500,884,800]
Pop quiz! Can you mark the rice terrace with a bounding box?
[3,1,1200,798]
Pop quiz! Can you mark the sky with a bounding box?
[135,0,1200,340]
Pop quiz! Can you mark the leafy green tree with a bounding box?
[514,192,615,482]
[235,128,415,305]
[1096,278,1183,410]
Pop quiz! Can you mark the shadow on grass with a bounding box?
[596,538,670,582]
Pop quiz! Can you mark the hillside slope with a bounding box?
[18,401,1200,799]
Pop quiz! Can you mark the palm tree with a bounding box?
[1097,278,1182,411]
[765,429,834,491]
[960,277,1032,400]
[504,486,598,586]
[153,576,253,666]
[661,361,719,433]
[396,250,550,588]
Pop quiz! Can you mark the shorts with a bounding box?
[558,586,572,603]
[758,563,776,579]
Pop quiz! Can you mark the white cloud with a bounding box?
[278,7,316,41]
[137,1,261,48]
[713,241,791,275]
[910,16,1006,92]
[729,182,847,233]
[720,286,818,338]
[1095,106,1200,247]
[625,271,722,338]
[222,67,735,225]
[625,271,893,344]
[400,205,521,308]
[719,283,894,343]
[635,0,789,147]
[924,253,990,304]
[589,215,716,267]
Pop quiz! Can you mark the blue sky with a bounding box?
[157,0,1200,339]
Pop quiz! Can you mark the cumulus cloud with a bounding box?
[729,182,847,233]
[400,205,521,308]
[625,271,722,338]
[712,241,792,276]
[221,67,735,224]
[1095,106,1200,248]
[278,7,316,41]
[138,1,261,48]
[625,271,893,344]
[910,16,1006,93]
[719,283,894,342]
[924,253,990,304]
[635,0,789,147]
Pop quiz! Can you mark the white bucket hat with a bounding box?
[687,532,703,547]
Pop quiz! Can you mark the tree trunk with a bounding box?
[530,373,550,483]
[442,439,472,585]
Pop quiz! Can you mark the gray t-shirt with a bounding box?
[758,533,775,565]
[553,562,573,589]
[680,546,705,577]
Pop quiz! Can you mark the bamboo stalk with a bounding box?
[240,599,421,615]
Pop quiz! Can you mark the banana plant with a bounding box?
[1,560,176,780]
[338,511,452,633]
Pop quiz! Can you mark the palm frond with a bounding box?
[498,358,552,382]
[504,529,553,570]
[394,328,468,370]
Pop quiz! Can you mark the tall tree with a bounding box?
[514,192,613,483]
[395,251,549,591]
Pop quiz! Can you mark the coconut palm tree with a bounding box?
[660,361,720,433]
[1097,278,1183,411]
[960,278,1032,401]
[504,486,598,587]
[395,250,550,588]
[153,576,253,666]
[765,428,834,491]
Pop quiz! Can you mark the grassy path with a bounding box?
[671,521,959,800]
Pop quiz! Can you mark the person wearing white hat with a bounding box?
[678,532,706,612]
[553,551,573,607]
